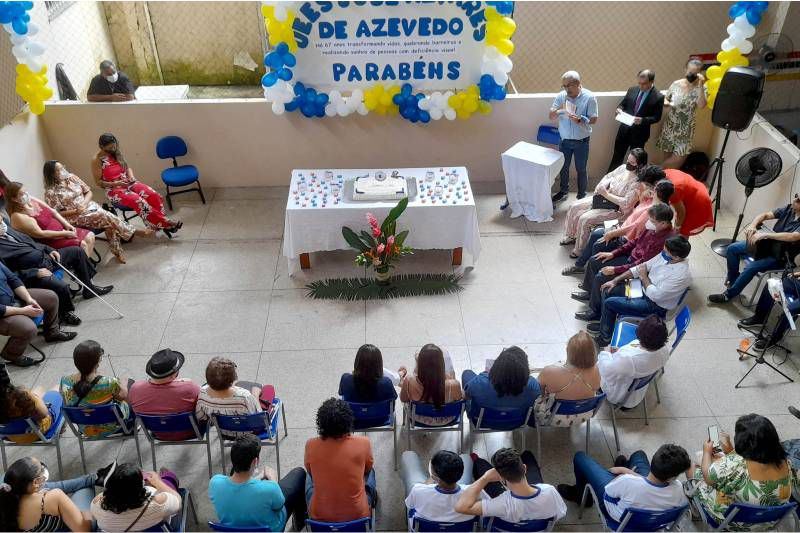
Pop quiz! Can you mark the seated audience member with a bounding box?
[455,448,567,524]
[0,456,95,532]
[664,167,713,237]
[561,149,648,257]
[536,331,600,424]
[558,445,690,520]
[209,434,307,531]
[709,196,800,304]
[195,356,274,437]
[590,236,692,347]
[738,271,800,351]
[92,133,182,235]
[462,346,540,419]
[402,450,487,529]
[43,160,149,264]
[565,170,674,274]
[339,343,398,403]
[304,398,376,522]
[0,214,112,324]
[0,262,73,367]
[128,349,200,440]
[688,414,799,528]
[86,60,135,102]
[0,366,61,444]
[574,203,676,322]
[91,462,182,532]
[597,315,670,408]
[5,181,95,259]
[60,339,130,437]
[399,343,463,426]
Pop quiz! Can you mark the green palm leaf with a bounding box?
[306,273,462,301]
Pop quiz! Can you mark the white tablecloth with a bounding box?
[283,167,481,275]
[501,141,564,223]
[134,85,189,100]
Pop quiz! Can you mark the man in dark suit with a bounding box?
[607,70,664,172]
[0,217,111,325]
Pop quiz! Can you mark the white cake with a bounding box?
[353,171,408,201]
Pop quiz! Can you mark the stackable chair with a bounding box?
[411,515,479,532]
[135,411,214,477]
[209,522,272,532]
[691,499,798,531]
[61,403,141,473]
[0,408,66,477]
[306,515,373,532]
[100,488,197,532]
[466,404,533,453]
[404,400,466,453]
[534,393,606,460]
[578,483,688,531]
[536,124,561,147]
[156,135,205,210]
[347,399,398,469]
[482,516,557,532]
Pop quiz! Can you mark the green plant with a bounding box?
[306,274,463,301]
[342,197,413,272]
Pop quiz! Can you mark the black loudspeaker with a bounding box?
[712,67,765,132]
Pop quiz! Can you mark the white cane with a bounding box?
[52,259,125,319]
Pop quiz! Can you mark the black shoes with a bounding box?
[575,310,598,321]
[557,484,593,508]
[592,334,610,348]
[562,265,585,276]
[500,199,509,210]
[576,192,587,200]
[738,315,764,328]
[571,291,590,302]
[84,285,113,300]
[62,312,82,326]
[586,322,601,333]
[614,455,628,467]
[44,330,77,343]
[708,293,730,304]
[552,191,567,203]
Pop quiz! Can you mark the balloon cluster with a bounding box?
[364,84,400,116]
[261,3,298,52]
[0,0,32,34]
[263,79,295,115]
[484,6,516,56]
[15,64,52,115]
[325,89,368,117]
[486,2,514,15]
[392,83,430,124]
[479,74,506,102]
[261,42,295,87]
[2,1,50,115]
[705,1,768,108]
[286,82,328,118]
[448,86,491,120]
[418,91,455,121]
[481,45,513,87]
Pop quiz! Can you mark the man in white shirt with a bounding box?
[597,315,670,408]
[402,450,488,529]
[455,448,567,526]
[557,445,690,525]
[589,235,692,347]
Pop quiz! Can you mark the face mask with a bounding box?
[105,72,119,83]
[59,168,69,179]
[625,163,637,172]
[21,193,30,205]
[0,219,8,237]
[686,73,698,83]
[661,251,673,262]
[645,220,656,231]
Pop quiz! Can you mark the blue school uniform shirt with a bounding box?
[463,372,540,416]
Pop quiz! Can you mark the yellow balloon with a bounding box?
[464,99,478,113]
[478,101,492,115]
[706,93,716,109]
[484,6,499,20]
[29,100,45,115]
[728,54,749,68]
[494,39,514,56]
[705,65,723,80]
[706,78,721,93]
[497,17,516,36]
[457,109,471,120]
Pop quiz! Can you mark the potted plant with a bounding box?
[342,197,413,285]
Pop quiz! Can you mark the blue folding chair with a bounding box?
[610,320,638,351]
[208,522,272,532]
[412,515,478,532]
[61,403,141,474]
[156,135,205,210]
[670,305,691,355]
[100,488,197,532]
[608,372,661,453]
[536,125,561,147]
[136,411,213,477]
[691,498,798,531]
[482,516,556,531]
[347,399,398,470]
[579,483,688,531]
[404,400,465,453]
[306,516,373,532]
[212,399,288,477]
[535,393,606,460]
[467,404,533,454]
[0,408,66,478]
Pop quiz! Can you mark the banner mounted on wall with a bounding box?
[260,1,516,123]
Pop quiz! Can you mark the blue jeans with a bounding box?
[559,138,590,196]
[599,295,666,342]
[44,473,96,511]
[576,228,625,268]
[725,240,779,297]
[573,450,650,518]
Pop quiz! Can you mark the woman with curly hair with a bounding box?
[304,398,376,523]
[90,462,181,532]
[0,367,62,444]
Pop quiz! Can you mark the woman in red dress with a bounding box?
[90,133,182,236]
[4,181,96,259]
[664,167,713,236]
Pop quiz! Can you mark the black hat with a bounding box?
[146,349,185,379]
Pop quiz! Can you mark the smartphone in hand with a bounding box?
[708,425,722,453]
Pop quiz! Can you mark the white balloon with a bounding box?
[492,71,509,86]
[26,23,39,37]
[418,97,430,111]
[10,34,26,45]
[356,103,368,115]
[728,35,745,49]
[429,108,443,120]
[11,46,28,61]
[336,100,348,114]
[498,55,513,71]
[25,58,43,72]
[351,88,363,101]
[2,23,14,35]
[444,108,456,120]
[325,103,337,117]
[271,101,285,114]
[738,40,754,55]
[720,38,735,52]
[329,89,342,102]
[27,42,45,56]
[734,15,756,34]
[273,5,288,21]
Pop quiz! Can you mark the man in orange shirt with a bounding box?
[304,398,376,523]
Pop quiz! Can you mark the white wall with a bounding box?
[0,112,52,197]
[39,94,714,189]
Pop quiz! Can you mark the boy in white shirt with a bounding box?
[558,445,691,524]
[402,450,488,529]
[455,448,567,526]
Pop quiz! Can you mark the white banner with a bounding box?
[290,1,488,92]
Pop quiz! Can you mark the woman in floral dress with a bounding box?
[689,414,798,530]
[90,133,182,239]
[44,160,150,264]
[656,59,707,169]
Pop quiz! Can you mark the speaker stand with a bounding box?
[707,126,732,236]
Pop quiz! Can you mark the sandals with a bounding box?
[559,237,576,246]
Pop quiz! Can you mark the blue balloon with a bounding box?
[487,1,514,16]
[728,2,746,18]
[283,52,296,68]
[277,68,292,81]
[275,42,289,55]
[746,7,762,25]
[419,110,431,123]
[11,17,27,35]
[479,74,507,102]
[261,72,278,87]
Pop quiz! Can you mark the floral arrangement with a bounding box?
[342,198,413,277]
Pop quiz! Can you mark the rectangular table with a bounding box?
[283,167,481,275]
[501,141,564,223]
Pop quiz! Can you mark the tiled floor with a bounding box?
[5,187,800,531]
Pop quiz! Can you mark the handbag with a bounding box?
[533,392,556,426]
[591,194,619,211]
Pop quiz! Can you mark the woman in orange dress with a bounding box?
[664,168,713,236]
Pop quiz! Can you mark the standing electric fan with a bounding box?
[712,147,783,256]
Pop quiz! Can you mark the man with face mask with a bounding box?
[607,70,664,172]
[590,235,693,348]
[86,60,135,103]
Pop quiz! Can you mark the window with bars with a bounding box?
[45,1,74,21]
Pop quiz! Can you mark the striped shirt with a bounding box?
[91,487,181,532]
[195,386,261,437]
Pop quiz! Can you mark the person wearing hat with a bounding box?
[127,349,200,441]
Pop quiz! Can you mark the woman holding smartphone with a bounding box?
[656,59,707,169]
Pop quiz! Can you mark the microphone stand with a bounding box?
[735,251,796,388]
